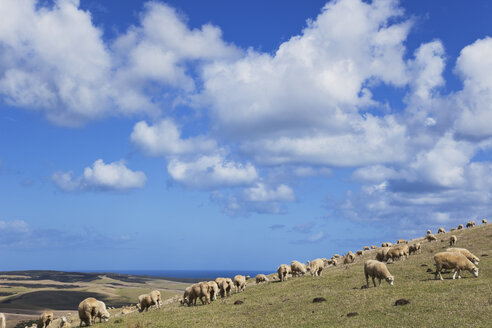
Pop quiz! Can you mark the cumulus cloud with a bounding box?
[167,155,258,190]
[243,183,295,202]
[130,119,217,156]
[52,159,146,191]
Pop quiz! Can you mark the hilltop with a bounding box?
[89,223,492,327]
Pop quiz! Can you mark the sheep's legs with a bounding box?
[372,277,377,287]
[378,278,382,286]
[452,270,457,280]
[365,274,370,287]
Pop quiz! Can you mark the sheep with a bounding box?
[291,260,309,276]
[0,313,5,328]
[215,277,225,287]
[356,250,363,256]
[330,257,338,266]
[457,224,463,230]
[208,281,219,301]
[364,260,394,287]
[450,228,457,232]
[483,218,488,224]
[37,311,53,328]
[138,290,161,312]
[371,245,377,249]
[376,247,390,262]
[246,275,251,280]
[363,246,370,251]
[449,235,457,246]
[434,252,479,280]
[426,234,437,242]
[409,242,421,255]
[446,248,480,265]
[277,264,291,282]
[78,297,110,327]
[437,227,445,234]
[396,239,406,244]
[219,278,233,297]
[332,254,341,258]
[427,230,431,235]
[233,275,246,293]
[384,247,404,262]
[59,317,70,328]
[181,286,192,306]
[255,274,269,284]
[309,259,324,276]
[466,221,475,228]
[381,242,392,247]
[189,282,211,305]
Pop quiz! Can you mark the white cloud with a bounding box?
[52,159,146,191]
[167,155,258,189]
[130,119,217,156]
[454,37,492,138]
[243,183,295,202]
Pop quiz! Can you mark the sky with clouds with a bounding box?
[1,0,492,271]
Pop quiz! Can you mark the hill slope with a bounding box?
[92,223,492,327]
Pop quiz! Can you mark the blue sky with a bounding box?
[1,0,492,271]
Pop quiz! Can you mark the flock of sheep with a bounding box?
[0,219,486,327]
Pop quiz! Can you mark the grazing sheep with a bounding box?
[277,264,291,282]
[371,245,377,249]
[356,250,364,256]
[309,259,324,276]
[426,234,437,242]
[376,247,390,262]
[219,279,234,298]
[207,281,219,301]
[37,311,53,328]
[449,235,457,246]
[78,297,110,327]
[215,277,225,288]
[333,254,341,258]
[363,246,370,251]
[458,224,463,229]
[321,258,331,267]
[381,242,392,247]
[384,247,406,262]
[483,219,488,224]
[233,275,247,293]
[427,230,431,235]
[330,257,338,266]
[290,260,309,276]
[181,286,193,306]
[0,313,5,328]
[466,221,475,228]
[446,248,480,265]
[409,242,421,255]
[396,239,406,244]
[138,290,161,312]
[364,260,394,287]
[450,228,457,232]
[434,252,479,280]
[191,282,211,305]
[59,317,70,328]
[437,227,445,234]
[255,274,269,284]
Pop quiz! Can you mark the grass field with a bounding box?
[91,223,492,328]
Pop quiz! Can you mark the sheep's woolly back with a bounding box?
[434,252,476,271]
[446,248,479,264]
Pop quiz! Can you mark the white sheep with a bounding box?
[409,242,421,255]
[426,234,437,242]
[309,259,324,276]
[219,279,233,298]
[381,242,392,247]
[434,252,478,280]
[78,297,110,327]
[483,218,488,224]
[356,250,364,256]
[466,221,475,228]
[437,227,445,234]
[364,260,394,287]
[457,224,463,230]
[371,245,377,249]
[396,239,406,244]
[0,313,5,328]
[59,316,70,328]
[138,290,161,312]
[290,260,309,276]
[37,311,53,328]
[427,230,431,235]
[277,264,291,282]
[208,281,219,301]
[449,235,457,246]
[376,247,390,262]
[233,275,246,293]
[363,246,370,251]
[255,274,269,284]
[446,248,480,265]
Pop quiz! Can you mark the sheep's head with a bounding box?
[473,258,480,266]
[101,310,110,322]
[386,276,394,286]
[472,267,479,278]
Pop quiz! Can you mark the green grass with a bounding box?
[95,224,492,327]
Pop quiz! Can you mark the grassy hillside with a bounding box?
[94,223,492,328]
